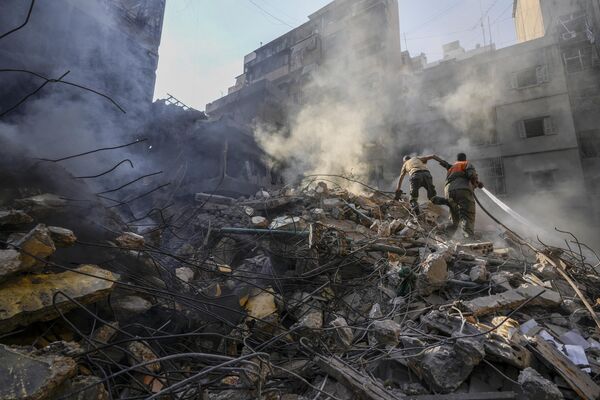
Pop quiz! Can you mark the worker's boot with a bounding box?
[410,199,420,216]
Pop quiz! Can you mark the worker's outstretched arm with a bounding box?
[395,170,406,200]
[432,155,452,170]
[418,154,436,163]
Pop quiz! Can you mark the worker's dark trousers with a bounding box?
[446,188,476,238]
[409,171,448,211]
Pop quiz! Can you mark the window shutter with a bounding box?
[518,121,527,138]
[543,117,554,135]
[536,65,549,83]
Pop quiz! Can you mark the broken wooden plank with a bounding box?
[405,393,516,400]
[314,355,401,400]
[533,335,600,400]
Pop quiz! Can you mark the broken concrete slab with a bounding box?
[48,226,77,247]
[462,286,562,317]
[369,319,402,347]
[15,193,67,213]
[0,343,77,400]
[16,224,56,269]
[0,249,23,282]
[416,252,448,296]
[470,264,490,283]
[330,316,353,348]
[518,367,564,400]
[0,209,33,226]
[0,265,118,333]
[408,338,485,393]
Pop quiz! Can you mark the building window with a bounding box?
[528,170,557,188]
[518,116,554,138]
[511,65,549,88]
[562,46,599,73]
[475,157,506,195]
[579,130,600,158]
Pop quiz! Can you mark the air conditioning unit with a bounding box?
[562,31,577,40]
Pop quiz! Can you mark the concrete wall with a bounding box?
[514,0,545,42]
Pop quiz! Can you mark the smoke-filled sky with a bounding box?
[154,0,517,110]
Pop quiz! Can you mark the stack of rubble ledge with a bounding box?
[1,182,600,400]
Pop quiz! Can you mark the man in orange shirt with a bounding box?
[437,153,484,238]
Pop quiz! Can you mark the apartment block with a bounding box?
[401,0,600,233]
[206,0,401,125]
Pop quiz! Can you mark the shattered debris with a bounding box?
[1,179,599,400]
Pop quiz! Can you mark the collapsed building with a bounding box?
[1,0,600,399]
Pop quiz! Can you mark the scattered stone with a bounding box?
[416,252,448,296]
[0,265,118,333]
[0,209,33,226]
[533,263,558,280]
[175,266,195,283]
[251,216,269,228]
[245,288,277,320]
[112,295,153,318]
[330,317,353,348]
[408,338,485,393]
[15,193,67,212]
[0,249,22,282]
[490,271,513,291]
[128,341,161,372]
[115,232,145,250]
[48,226,77,247]
[0,343,77,400]
[518,367,564,400]
[16,224,56,269]
[369,303,383,319]
[469,263,490,283]
[369,319,402,347]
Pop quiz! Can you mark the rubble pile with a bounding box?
[2,176,600,400]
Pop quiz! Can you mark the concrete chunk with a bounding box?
[0,249,23,282]
[369,319,402,347]
[0,343,77,400]
[115,232,145,250]
[0,265,118,333]
[416,252,448,296]
[0,209,33,226]
[462,286,562,317]
[518,367,564,400]
[48,226,77,247]
[16,224,56,269]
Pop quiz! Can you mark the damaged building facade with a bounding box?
[206,0,402,128]
[399,0,600,236]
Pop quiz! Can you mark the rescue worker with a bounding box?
[395,154,448,214]
[437,153,484,239]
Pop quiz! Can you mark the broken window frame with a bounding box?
[562,45,600,74]
[518,116,555,139]
[510,65,549,89]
